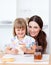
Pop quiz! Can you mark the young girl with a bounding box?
[5,18,36,54]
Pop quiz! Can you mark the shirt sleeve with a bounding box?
[29,38,35,46]
[5,37,16,49]
[26,37,35,49]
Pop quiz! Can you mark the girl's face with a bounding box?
[15,28,26,39]
[28,21,41,38]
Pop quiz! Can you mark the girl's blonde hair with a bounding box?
[13,18,27,36]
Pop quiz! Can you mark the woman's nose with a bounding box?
[31,28,34,32]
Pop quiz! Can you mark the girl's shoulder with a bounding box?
[11,36,17,41]
[25,35,35,41]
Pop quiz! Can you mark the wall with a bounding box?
[0,0,16,22]
[16,0,49,24]
[0,27,12,51]
[49,0,51,54]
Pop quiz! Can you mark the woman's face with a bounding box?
[28,21,41,37]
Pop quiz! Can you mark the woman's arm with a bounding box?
[21,45,36,54]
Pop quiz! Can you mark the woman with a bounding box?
[28,15,47,53]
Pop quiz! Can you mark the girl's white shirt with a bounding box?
[9,35,35,49]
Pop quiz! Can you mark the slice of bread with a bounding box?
[2,58,15,62]
[1,54,15,62]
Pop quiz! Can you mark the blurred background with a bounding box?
[0,0,49,53]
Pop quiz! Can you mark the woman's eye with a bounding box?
[29,26,32,28]
[29,26,38,29]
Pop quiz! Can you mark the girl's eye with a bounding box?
[16,29,20,31]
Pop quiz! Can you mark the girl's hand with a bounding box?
[11,49,18,55]
[21,46,27,53]
[19,43,26,47]
[19,44,27,53]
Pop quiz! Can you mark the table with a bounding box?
[0,54,50,65]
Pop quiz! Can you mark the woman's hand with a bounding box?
[30,44,37,53]
[20,44,37,54]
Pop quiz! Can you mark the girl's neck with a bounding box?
[18,37,24,41]
[17,35,25,41]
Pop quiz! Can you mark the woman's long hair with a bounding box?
[36,30,47,53]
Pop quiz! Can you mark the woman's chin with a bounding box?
[30,34,35,37]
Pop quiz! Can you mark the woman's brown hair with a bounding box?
[13,18,27,36]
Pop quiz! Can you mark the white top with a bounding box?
[10,35,35,49]
[6,35,35,54]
